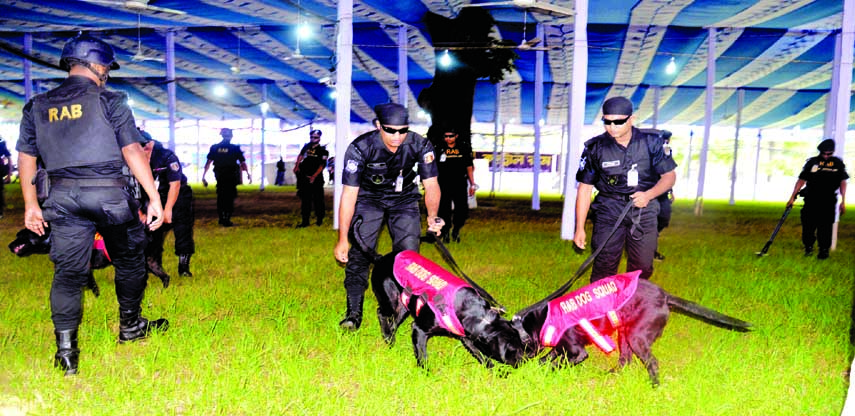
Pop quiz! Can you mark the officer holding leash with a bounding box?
[574,97,677,282]
[17,34,168,376]
[141,131,195,280]
[334,103,444,331]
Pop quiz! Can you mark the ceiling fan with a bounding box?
[283,0,330,61]
[81,0,186,15]
[460,0,574,17]
[130,14,164,63]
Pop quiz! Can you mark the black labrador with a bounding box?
[512,271,753,386]
[350,221,525,369]
[8,227,171,292]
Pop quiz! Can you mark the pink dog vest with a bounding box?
[540,270,641,353]
[92,233,111,262]
[392,250,468,336]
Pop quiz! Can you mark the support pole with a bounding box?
[333,0,354,231]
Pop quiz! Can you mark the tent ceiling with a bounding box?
[0,0,850,129]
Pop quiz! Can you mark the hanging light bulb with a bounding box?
[439,50,452,68]
[665,56,677,75]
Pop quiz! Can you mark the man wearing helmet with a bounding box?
[16,34,169,376]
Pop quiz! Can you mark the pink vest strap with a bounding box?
[540,270,641,353]
[92,233,111,262]
[392,250,468,336]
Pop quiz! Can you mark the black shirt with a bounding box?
[436,144,473,183]
[206,141,245,175]
[149,142,187,194]
[798,155,849,201]
[297,143,329,176]
[577,127,677,194]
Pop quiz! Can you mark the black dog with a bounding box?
[512,271,752,386]
[9,227,171,291]
[350,222,525,369]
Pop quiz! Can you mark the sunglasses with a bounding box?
[602,116,631,126]
[380,125,409,135]
[443,133,457,138]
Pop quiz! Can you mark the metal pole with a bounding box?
[166,31,176,150]
[333,0,354,230]
[532,23,544,211]
[695,27,716,217]
[729,89,743,205]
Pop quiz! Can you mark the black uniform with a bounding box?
[206,141,245,219]
[436,143,473,239]
[275,158,286,186]
[0,137,10,217]
[17,75,149,331]
[577,126,677,282]
[341,130,438,294]
[296,143,329,226]
[145,142,194,263]
[797,155,848,253]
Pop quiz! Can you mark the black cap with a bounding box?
[374,103,409,125]
[220,128,233,137]
[818,139,835,152]
[310,129,322,136]
[602,97,633,116]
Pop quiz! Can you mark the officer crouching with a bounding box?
[16,34,169,376]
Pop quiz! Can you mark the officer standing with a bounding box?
[141,131,195,281]
[574,97,677,282]
[202,128,251,227]
[639,128,675,261]
[787,139,848,259]
[435,125,476,243]
[275,156,286,186]
[293,129,328,227]
[16,34,168,376]
[0,135,10,219]
[333,103,444,331]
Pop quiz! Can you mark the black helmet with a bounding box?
[60,34,120,71]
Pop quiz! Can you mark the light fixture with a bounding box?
[213,84,227,97]
[329,89,337,99]
[127,98,135,107]
[665,56,677,75]
[297,23,312,40]
[439,50,452,68]
[260,102,270,114]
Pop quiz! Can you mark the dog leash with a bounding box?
[428,226,506,314]
[515,199,635,317]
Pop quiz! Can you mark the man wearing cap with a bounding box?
[202,128,251,226]
[294,129,329,227]
[140,130,196,280]
[575,97,677,282]
[17,34,168,375]
[333,103,444,331]
[787,139,848,259]
[435,124,476,243]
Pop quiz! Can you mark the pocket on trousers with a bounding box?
[101,200,135,225]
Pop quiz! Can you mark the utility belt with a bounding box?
[37,175,135,203]
[596,192,632,202]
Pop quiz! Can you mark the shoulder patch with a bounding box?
[169,162,180,172]
[423,151,435,164]
[346,159,359,173]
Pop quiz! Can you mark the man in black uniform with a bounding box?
[333,103,444,331]
[575,97,677,282]
[141,131,195,281]
[202,128,251,227]
[0,135,10,219]
[435,125,476,243]
[787,138,848,259]
[639,128,675,261]
[293,129,328,227]
[17,34,168,376]
[275,156,286,186]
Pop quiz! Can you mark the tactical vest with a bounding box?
[540,270,641,353]
[31,86,123,171]
[352,132,419,194]
[392,250,468,336]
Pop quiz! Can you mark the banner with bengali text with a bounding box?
[474,152,555,173]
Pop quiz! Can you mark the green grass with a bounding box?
[0,184,852,415]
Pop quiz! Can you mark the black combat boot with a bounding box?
[118,309,169,343]
[54,329,79,376]
[146,255,170,288]
[339,293,364,331]
[178,254,193,277]
[218,211,226,226]
[817,248,830,260]
[222,212,234,227]
[804,246,814,257]
[451,227,461,243]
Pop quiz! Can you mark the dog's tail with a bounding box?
[349,216,384,263]
[667,295,753,332]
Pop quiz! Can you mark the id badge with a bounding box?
[440,153,447,162]
[395,171,404,192]
[627,164,638,187]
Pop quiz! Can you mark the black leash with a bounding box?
[515,199,635,318]
[429,229,506,314]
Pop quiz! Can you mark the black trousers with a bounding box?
[41,182,148,330]
[297,176,325,224]
[214,172,238,214]
[0,182,4,215]
[344,196,421,294]
[147,186,195,258]
[589,196,660,282]
[656,194,672,233]
[438,178,469,235]
[801,198,837,251]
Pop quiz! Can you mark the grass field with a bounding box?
[0,184,853,415]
